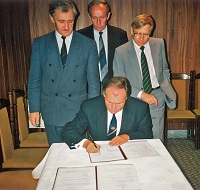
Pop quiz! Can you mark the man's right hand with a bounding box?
[141,92,158,106]
[29,112,40,126]
[83,140,101,153]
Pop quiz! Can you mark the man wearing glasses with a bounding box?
[113,14,177,142]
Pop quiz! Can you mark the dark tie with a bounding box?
[107,114,117,140]
[99,32,108,84]
[140,46,152,94]
[61,36,67,68]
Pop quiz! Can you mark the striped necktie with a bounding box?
[61,36,67,68]
[107,114,117,140]
[140,46,152,93]
[99,32,108,84]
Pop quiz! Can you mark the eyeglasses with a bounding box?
[134,33,150,39]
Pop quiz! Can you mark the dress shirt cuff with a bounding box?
[75,139,87,149]
[137,91,143,99]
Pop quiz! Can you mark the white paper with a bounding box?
[121,140,160,159]
[97,164,141,190]
[53,164,140,190]
[89,144,126,163]
[53,167,96,190]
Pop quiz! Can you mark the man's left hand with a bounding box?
[109,134,130,146]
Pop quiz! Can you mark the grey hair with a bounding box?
[49,0,78,18]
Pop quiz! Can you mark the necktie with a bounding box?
[107,114,117,140]
[99,32,108,84]
[61,36,67,68]
[140,46,152,93]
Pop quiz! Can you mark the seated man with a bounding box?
[62,77,153,153]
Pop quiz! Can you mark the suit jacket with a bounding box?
[113,38,177,109]
[78,25,128,80]
[28,31,100,126]
[62,96,153,147]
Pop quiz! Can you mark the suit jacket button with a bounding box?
[68,94,71,97]
[49,64,52,66]
[55,93,58,96]
[52,79,54,82]
[73,80,76,82]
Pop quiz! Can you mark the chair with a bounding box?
[10,89,49,148]
[192,71,200,149]
[0,170,38,190]
[0,98,48,171]
[165,71,198,148]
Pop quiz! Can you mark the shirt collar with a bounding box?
[55,30,73,43]
[132,39,150,50]
[108,109,123,117]
[93,26,107,35]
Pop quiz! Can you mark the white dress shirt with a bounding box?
[55,30,73,54]
[93,27,108,81]
[132,40,159,98]
[75,109,123,149]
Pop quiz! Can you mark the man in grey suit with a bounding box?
[28,0,100,146]
[113,14,177,142]
[78,0,128,84]
[62,77,153,153]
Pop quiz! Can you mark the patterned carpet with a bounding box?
[167,138,200,190]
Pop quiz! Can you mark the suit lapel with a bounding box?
[96,103,108,140]
[58,32,81,89]
[88,25,95,39]
[127,41,143,86]
[149,38,159,77]
[47,32,63,92]
[47,32,63,73]
[119,103,131,134]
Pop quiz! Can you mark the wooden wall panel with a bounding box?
[0,1,32,98]
[0,0,200,99]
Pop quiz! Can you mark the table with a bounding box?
[33,139,193,190]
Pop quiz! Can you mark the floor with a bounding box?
[167,130,200,190]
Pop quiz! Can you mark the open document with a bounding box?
[88,144,127,163]
[88,140,160,163]
[53,164,141,190]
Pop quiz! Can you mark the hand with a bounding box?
[109,134,130,146]
[29,112,40,126]
[141,92,158,106]
[83,140,101,153]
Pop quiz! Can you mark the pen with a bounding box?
[88,133,97,148]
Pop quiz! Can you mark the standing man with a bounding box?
[28,0,100,146]
[78,0,128,84]
[113,14,177,142]
[62,77,153,153]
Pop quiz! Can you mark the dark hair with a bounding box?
[102,77,132,96]
[49,0,78,18]
[87,0,111,16]
[131,14,154,34]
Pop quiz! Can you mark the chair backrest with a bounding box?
[0,99,15,162]
[23,83,29,121]
[12,89,29,143]
[195,72,200,109]
[189,70,196,110]
[171,72,195,111]
[17,96,29,141]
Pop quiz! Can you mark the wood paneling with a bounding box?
[0,1,32,98]
[0,0,200,99]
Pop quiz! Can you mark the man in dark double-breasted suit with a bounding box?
[28,0,100,145]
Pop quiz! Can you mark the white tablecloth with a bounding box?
[33,139,193,190]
